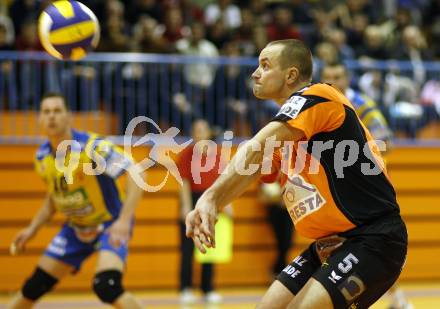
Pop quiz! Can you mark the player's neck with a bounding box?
[48,129,73,150]
[275,80,310,105]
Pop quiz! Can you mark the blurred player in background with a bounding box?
[320,62,393,144]
[7,93,143,309]
[177,119,232,304]
[321,62,412,309]
[186,39,408,308]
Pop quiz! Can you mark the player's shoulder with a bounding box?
[276,83,342,120]
[83,132,117,158]
[346,88,373,108]
[35,141,51,161]
[72,130,95,147]
[302,83,341,98]
[291,83,345,106]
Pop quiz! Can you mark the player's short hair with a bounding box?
[267,39,313,82]
[40,92,70,111]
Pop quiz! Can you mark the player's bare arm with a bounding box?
[180,179,193,220]
[186,121,304,253]
[108,166,144,248]
[11,193,56,255]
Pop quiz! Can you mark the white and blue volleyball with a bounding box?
[38,1,100,60]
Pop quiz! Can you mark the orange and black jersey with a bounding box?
[267,83,399,239]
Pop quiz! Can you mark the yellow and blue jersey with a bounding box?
[35,130,134,227]
[346,88,393,142]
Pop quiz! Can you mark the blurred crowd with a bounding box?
[1,0,439,60]
[0,0,440,138]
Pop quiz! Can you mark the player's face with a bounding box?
[192,120,211,142]
[321,66,349,92]
[251,44,288,100]
[39,97,70,137]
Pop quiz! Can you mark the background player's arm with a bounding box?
[119,166,145,220]
[179,179,193,221]
[107,166,144,247]
[11,193,56,254]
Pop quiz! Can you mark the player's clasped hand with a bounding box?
[185,195,218,253]
[10,227,37,255]
[107,218,131,248]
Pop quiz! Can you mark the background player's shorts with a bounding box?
[44,221,131,271]
[277,215,407,309]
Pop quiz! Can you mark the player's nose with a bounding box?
[251,68,260,80]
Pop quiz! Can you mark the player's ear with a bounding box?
[286,66,299,85]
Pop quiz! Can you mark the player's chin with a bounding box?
[46,126,62,136]
[252,86,265,99]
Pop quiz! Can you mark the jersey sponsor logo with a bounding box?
[52,188,94,217]
[282,265,301,278]
[293,255,307,266]
[338,273,366,303]
[276,96,307,119]
[328,270,342,283]
[47,236,67,256]
[283,175,326,223]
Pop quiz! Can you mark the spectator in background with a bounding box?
[248,0,271,25]
[161,7,188,45]
[287,0,314,26]
[125,0,163,26]
[166,0,204,27]
[266,6,301,42]
[380,7,413,51]
[0,23,13,50]
[0,23,15,109]
[252,24,269,57]
[132,15,170,53]
[232,8,256,56]
[0,10,14,47]
[422,0,440,59]
[326,28,355,61]
[357,25,390,60]
[359,68,417,108]
[399,25,430,61]
[15,19,42,51]
[212,41,253,132]
[205,0,241,30]
[394,25,432,85]
[346,13,369,54]
[8,0,40,36]
[315,41,339,65]
[177,119,231,305]
[174,22,219,132]
[207,20,231,50]
[97,0,130,52]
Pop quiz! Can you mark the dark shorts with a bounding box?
[276,215,408,309]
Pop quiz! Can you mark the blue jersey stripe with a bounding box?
[95,174,122,219]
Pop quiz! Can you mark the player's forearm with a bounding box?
[28,195,55,232]
[119,172,144,221]
[180,179,193,216]
[205,140,263,210]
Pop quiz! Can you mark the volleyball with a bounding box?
[38,1,100,60]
